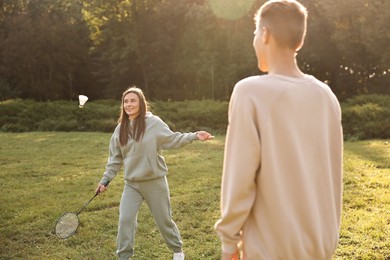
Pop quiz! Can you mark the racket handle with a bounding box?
[76,180,112,215]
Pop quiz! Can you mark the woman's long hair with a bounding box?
[118,87,148,146]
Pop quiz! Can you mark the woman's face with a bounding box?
[123,92,140,120]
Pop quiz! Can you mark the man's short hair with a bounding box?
[255,0,308,51]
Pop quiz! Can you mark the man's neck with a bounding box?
[266,49,305,78]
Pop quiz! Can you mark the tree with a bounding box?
[0,0,94,100]
[317,0,390,98]
[1,0,388,101]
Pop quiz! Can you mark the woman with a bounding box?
[96,87,213,260]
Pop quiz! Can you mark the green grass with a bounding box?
[0,133,389,259]
[338,141,390,259]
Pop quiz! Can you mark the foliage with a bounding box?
[1,95,389,139]
[0,0,96,100]
[152,100,228,133]
[0,98,229,134]
[0,133,389,259]
[0,99,119,132]
[341,94,390,140]
[313,0,390,99]
[0,0,388,101]
[0,79,20,100]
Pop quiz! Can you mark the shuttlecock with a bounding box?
[78,95,88,108]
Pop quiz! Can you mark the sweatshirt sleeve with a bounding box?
[155,117,197,149]
[214,83,261,253]
[100,127,123,184]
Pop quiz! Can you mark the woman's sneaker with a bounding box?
[173,252,185,260]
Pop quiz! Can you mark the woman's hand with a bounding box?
[196,131,214,141]
[95,183,108,194]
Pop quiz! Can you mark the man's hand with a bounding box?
[221,252,239,260]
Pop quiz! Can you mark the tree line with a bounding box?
[1,0,389,101]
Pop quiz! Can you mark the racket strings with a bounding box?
[55,212,79,239]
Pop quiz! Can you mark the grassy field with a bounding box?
[0,132,389,259]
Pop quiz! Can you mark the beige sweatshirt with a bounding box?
[214,74,343,259]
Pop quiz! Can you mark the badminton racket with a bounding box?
[55,180,110,239]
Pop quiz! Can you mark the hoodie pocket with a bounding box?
[124,155,155,180]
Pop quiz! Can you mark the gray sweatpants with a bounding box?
[116,176,183,259]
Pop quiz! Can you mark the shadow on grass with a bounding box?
[344,140,390,169]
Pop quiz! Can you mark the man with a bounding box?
[214,1,343,259]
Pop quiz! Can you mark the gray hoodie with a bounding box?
[100,112,197,183]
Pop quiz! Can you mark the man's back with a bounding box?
[216,74,343,259]
[215,1,343,259]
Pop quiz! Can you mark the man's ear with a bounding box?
[262,26,270,44]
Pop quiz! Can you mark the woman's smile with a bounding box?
[123,93,140,119]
